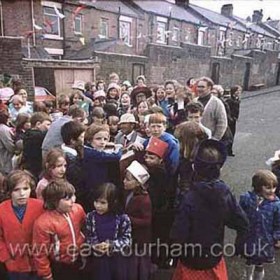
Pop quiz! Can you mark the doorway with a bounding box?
[211,62,220,84]
[243,63,251,90]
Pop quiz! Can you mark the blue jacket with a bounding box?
[237,191,280,264]
[83,145,122,191]
[171,180,248,270]
[144,132,179,175]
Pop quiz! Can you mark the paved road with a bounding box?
[153,88,280,280]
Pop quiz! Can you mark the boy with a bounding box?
[143,113,179,176]
[91,107,106,125]
[186,101,212,138]
[22,112,52,179]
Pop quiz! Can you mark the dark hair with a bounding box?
[68,105,86,118]
[57,94,70,107]
[33,101,48,113]
[43,148,66,180]
[92,107,105,119]
[186,101,204,114]
[230,85,242,97]
[70,90,84,105]
[164,80,175,89]
[30,112,51,128]
[93,183,119,213]
[252,170,278,194]
[186,77,195,87]
[5,170,36,194]
[61,121,85,145]
[0,109,9,124]
[15,113,30,133]
[42,179,75,210]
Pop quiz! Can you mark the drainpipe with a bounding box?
[62,1,66,59]
[31,0,36,46]
[0,0,4,36]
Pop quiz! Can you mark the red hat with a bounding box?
[146,136,168,159]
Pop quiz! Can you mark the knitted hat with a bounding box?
[146,136,168,159]
[107,83,121,93]
[93,90,106,100]
[127,161,150,185]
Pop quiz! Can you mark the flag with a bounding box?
[73,5,86,18]
[33,19,42,30]
[54,6,65,19]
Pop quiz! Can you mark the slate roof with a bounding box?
[79,0,139,17]
[189,4,247,32]
[262,22,280,37]
[233,16,276,38]
[133,0,201,25]
[22,46,52,59]
[266,20,280,32]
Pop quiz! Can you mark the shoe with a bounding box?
[241,265,254,280]
[228,153,235,157]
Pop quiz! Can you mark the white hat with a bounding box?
[127,161,150,185]
[266,150,280,166]
[122,80,132,87]
[118,113,138,124]
[93,90,106,100]
[72,80,85,92]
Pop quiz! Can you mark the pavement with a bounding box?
[242,85,280,99]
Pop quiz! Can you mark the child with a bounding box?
[22,112,52,179]
[83,124,122,210]
[0,170,44,280]
[107,115,120,142]
[266,150,280,197]
[36,148,67,200]
[91,107,106,125]
[61,121,86,206]
[237,170,280,280]
[85,183,132,280]
[171,139,248,280]
[57,94,70,115]
[123,160,153,280]
[33,179,86,280]
[144,113,179,176]
[118,92,131,116]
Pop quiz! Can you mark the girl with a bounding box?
[237,170,280,280]
[83,124,122,211]
[85,183,131,280]
[171,139,248,280]
[136,100,149,116]
[36,148,66,200]
[33,179,86,280]
[106,83,121,102]
[70,90,84,106]
[57,94,70,115]
[0,170,44,280]
[174,121,208,198]
[155,86,169,117]
[13,113,31,142]
[118,92,131,116]
[123,160,154,280]
[9,95,27,122]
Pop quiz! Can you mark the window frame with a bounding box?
[119,16,132,46]
[99,18,109,39]
[74,14,83,34]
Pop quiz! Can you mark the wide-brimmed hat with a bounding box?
[72,80,85,92]
[118,113,138,124]
[127,160,150,185]
[130,86,152,104]
[266,150,280,166]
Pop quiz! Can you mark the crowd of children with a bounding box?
[0,73,279,280]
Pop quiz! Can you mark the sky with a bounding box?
[189,0,280,21]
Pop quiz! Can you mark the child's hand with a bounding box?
[130,142,144,151]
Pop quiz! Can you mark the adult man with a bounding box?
[195,77,227,141]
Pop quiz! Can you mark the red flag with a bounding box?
[73,5,86,18]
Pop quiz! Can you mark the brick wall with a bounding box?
[0,37,34,95]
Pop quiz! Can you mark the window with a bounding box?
[157,21,167,44]
[99,18,109,38]
[172,27,179,42]
[74,15,82,34]
[43,6,61,38]
[198,27,207,45]
[236,36,242,47]
[119,21,131,45]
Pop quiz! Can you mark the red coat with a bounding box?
[0,198,44,272]
[32,203,86,278]
[125,192,152,246]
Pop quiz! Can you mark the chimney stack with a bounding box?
[221,4,233,17]
[175,0,189,7]
[252,9,263,23]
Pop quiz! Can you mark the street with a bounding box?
[153,88,280,280]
